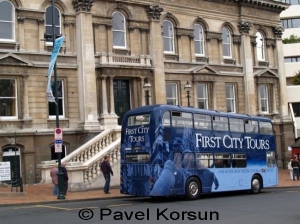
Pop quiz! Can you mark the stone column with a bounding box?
[177,34,183,61]
[63,22,71,54]
[273,27,288,117]
[109,76,117,117]
[190,35,196,62]
[93,23,100,54]
[140,77,146,106]
[106,24,113,53]
[37,19,45,52]
[72,0,99,130]
[18,17,25,51]
[146,5,166,104]
[22,75,30,120]
[238,21,256,115]
[101,76,108,115]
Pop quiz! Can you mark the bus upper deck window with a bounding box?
[213,116,228,131]
[128,114,150,126]
[172,111,193,127]
[229,118,244,133]
[259,121,273,135]
[245,120,259,133]
[163,111,171,127]
[195,114,212,130]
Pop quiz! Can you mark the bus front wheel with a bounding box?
[185,177,201,200]
[250,175,262,194]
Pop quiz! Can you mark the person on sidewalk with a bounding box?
[100,156,113,194]
[291,157,300,181]
[288,158,293,180]
[62,162,69,196]
[50,163,58,195]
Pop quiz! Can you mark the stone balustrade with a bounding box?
[37,128,121,191]
[98,52,151,67]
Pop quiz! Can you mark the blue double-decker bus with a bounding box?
[120,105,277,200]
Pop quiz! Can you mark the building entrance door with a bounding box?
[113,79,131,125]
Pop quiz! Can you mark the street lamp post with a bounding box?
[143,78,151,105]
[51,0,64,200]
[184,81,192,107]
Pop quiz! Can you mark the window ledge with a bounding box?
[223,58,236,65]
[0,42,19,50]
[164,53,179,61]
[195,56,209,63]
[112,48,131,55]
[47,118,69,129]
[258,61,269,67]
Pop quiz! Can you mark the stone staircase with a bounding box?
[37,128,121,191]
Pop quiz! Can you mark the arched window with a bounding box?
[163,20,174,53]
[194,24,205,56]
[222,28,232,58]
[0,0,15,41]
[45,6,61,41]
[112,12,126,48]
[256,32,265,61]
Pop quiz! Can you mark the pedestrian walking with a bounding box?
[50,163,58,195]
[100,155,113,194]
[291,157,300,181]
[62,162,69,196]
[288,158,293,180]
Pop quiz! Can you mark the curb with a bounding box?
[0,195,134,208]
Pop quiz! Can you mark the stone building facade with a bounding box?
[0,0,294,184]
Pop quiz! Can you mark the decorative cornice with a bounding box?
[72,0,94,13]
[273,26,284,38]
[37,19,44,24]
[238,21,252,34]
[17,17,25,23]
[145,5,164,20]
[140,28,149,33]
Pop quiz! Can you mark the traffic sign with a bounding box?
[55,143,62,153]
[54,128,63,140]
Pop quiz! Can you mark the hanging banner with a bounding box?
[46,36,65,102]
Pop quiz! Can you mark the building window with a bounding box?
[284,57,300,63]
[281,18,300,29]
[112,11,126,48]
[292,103,300,117]
[45,6,61,42]
[197,84,208,109]
[163,20,175,53]
[166,83,178,105]
[256,32,265,61]
[48,80,64,118]
[0,79,17,118]
[0,0,15,41]
[226,84,236,113]
[259,85,269,113]
[222,28,232,58]
[194,24,205,56]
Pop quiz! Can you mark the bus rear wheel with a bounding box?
[250,175,262,194]
[185,177,201,200]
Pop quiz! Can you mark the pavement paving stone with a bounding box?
[0,169,299,206]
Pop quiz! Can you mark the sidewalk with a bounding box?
[0,169,299,206]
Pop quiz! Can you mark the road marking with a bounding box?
[286,190,299,193]
[35,205,72,210]
[107,203,132,208]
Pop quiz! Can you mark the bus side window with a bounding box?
[194,114,212,130]
[183,153,195,169]
[245,120,258,133]
[163,111,171,127]
[266,151,276,167]
[259,121,273,135]
[215,153,230,168]
[213,116,228,131]
[232,154,246,168]
[174,153,182,168]
[230,118,244,133]
[196,153,213,168]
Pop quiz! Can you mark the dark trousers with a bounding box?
[63,181,68,195]
[293,167,299,180]
[104,174,111,193]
